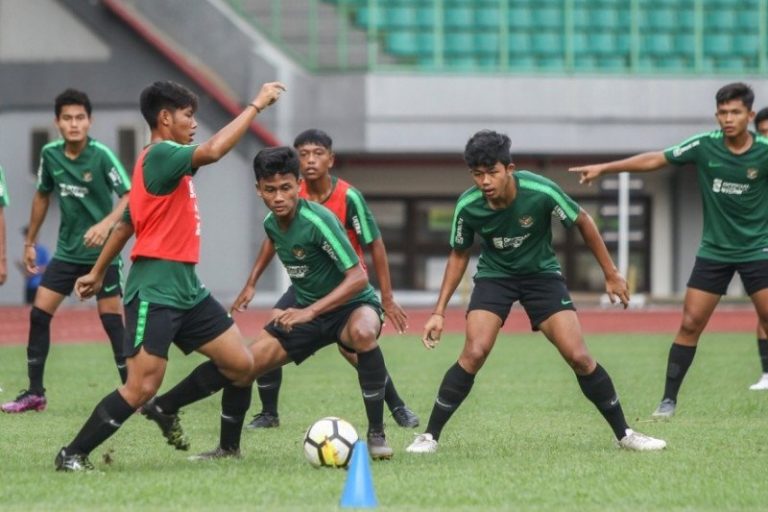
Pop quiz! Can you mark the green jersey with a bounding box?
[0,165,8,207]
[664,130,768,262]
[123,142,209,309]
[265,199,378,307]
[451,171,581,278]
[37,137,130,264]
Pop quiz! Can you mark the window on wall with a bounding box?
[30,129,51,176]
[117,127,137,171]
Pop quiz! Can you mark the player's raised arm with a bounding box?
[231,238,277,313]
[423,248,470,349]
[192,82,285,168]
[574,208,629,308]
[568,151,668,185]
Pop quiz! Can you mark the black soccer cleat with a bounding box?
[391,405,420,428]
[55,447,94,472]
[187,446,242,461]
[246,411,280,429]
[367,431,394,460]
[140,398,190,450]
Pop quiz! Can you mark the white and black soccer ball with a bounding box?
[303,416,358,468]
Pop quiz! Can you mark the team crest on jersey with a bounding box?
[292,246,306,260]
[82,171,93,182]
[746,168,759,180]
[519,215,534,228]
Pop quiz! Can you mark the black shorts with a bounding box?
[265,300,383,364]
[40,258,122,299]
[273,286,296,310]
[123,294,234,359]
[687,257,768,296]
[467,275,576,331]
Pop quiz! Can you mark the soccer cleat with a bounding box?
[406,433,438,454]
[749,374,768,390]
[367,431,394,460]
[618,429,667,451]
[187,446,241,461]
[651,398,676,419]
[140,398,190,451]
[391,405,420,428]
[55,447,94,472]
[1,389,47,413]
[246,411,280,429]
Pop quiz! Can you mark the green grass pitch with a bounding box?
[0,332,765,511]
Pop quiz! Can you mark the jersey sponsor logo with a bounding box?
[455,217,465,245]
[747,168,759,180]
[292,246,306,260]
[321,241,339,262]
[58,183,88,198]
[671,139,700,158]
[82,170,93,182]
[492,233,530,250]
[108,167,122,187]
[519,215,534,228]
[352,215,362,235]
[285,265,309,278]
[712,178,749,195]
[552,206,567,221]
[0,183,4,197]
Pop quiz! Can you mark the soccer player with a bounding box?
[406,130,666,454]
[570,82,768,417]
[2,90,131,414]
[233,128,418,430]
[748,107,768,390]
[53,79,285,471]
[0,164,8,286]
[144,146,396,461]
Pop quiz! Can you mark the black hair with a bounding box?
[715,82,754,110]
[55,89,92,118]
[293,129,333,150]
[755,107,768,131]
[139,81,198,128]
[463,130,513,169]
[252,146,300,182]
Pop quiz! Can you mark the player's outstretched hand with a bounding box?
[231,285,256,314]
[422,313,444,349]
[568,164,604,185]
[75,272,103,300]
[605,272,630,309]
[274,307,315,332]
[382,298,408,334]
[251,82,286,112]
[83,220,111,248]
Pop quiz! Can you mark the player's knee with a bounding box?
[461,344,490,370]
[678,314,705,339]
[348,323,379,348]
[566,351,594,374]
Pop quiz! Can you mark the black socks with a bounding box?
[425,362,475,441]
[27,307,52,394]
[576,363,629,440]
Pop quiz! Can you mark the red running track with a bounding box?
[0,305,757,345]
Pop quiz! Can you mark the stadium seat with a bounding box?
[674,33,696,56]
[735,10,759,30]
[589,7,619,30]
[386,31,418,56]
[588,33,616,56]
[444,6,473,29]
[644,8,676,30]
[507,32,531,55]
[475,6,501,29]
[508,6,532,29]
[354,7,385,29]
[385,6,417,29]
[641,33,674,56]
[596,56,627,71]
[416,32,436,56]
[507,54,536,70]
[571,32,589,55]
[703,33,732,57]
[572,8,590,29]
[474,32,499,55]
[704,10,736,31]
[444,31,474,56]
[532,8,562,29]
[415,6,435,29]
[536,56,565,70]
[677,9,695,29]
[714,56,746,72]
[531,32,563,56]
[733,34,760,57]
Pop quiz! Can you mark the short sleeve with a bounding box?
[305,207,360,272]
[450,205,475,250]
[142,142,197,195]
[0,166,9,207]
[664,135,702,165]
[36,150,54,194]
[96,142,131,196]
[345,187,381,245]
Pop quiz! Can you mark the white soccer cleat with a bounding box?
[749,373,768,390]
[618,429,667,451]
[406,433,438,454]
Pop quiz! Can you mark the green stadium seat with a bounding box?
[572,8,589,29]
[616,33,631,53]
[677,9,695,30]
[508,7,531,29]
[385,6,417,29]
[641,33,674,56]
[446,56,478,70]
[532,7,562,29]
[475,6,501,29]
[714,56,746,72]
[571,32,589,55]
[704,10,736,31]
[588,33,616,56]
[536,56,565,70]
[416,32,436,56]
[444,6,473,28]
[674,33,696,55]
[574,55,598,70]
[415,7,435,28]
[655,56,690,71]
[507,32,531,54]
[444,31,474,55]
[386,31,418,56]
[531,32,563,56]
[703,33,732,56]
[507,55,535,70]
[733,34,759,57]
[474,33,499,55]
[735,11,759,31]
[590,7,619,30]
[644,8,676,30]
[596,56,627,71]
[354,7,385,29]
